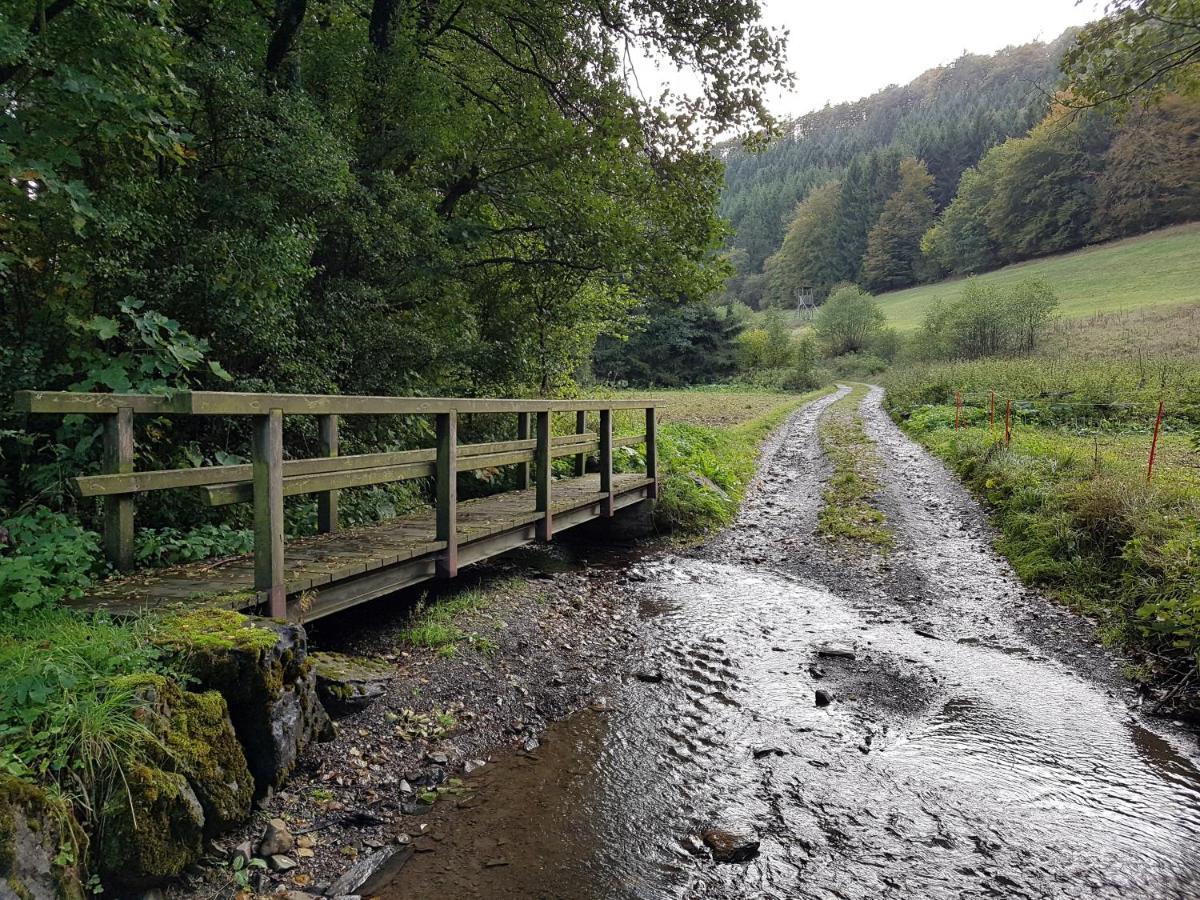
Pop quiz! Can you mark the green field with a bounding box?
[877,224,1200,330]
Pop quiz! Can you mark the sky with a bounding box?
[637,0,1104,124]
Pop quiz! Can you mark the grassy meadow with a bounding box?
[876,224,1200,331]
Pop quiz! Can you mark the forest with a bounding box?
[721,25,1200,306]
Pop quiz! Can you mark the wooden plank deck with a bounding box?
[76,473,654,620]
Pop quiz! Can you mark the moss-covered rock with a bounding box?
[114,674,253,837]
[0,777,85,900]
[310,651,393,717]
[151,610,333,795]
[95,765,204,888]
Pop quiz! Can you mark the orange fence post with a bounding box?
[1147,399,1165,482]
[989,390,995,430]
[1004,399,1013,447]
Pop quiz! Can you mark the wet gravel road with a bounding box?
[383,386,1200,899]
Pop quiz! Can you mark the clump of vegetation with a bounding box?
[816,387,893,548]
[814,285,886,357]
[916,277,1059,359]
[0,609,175,825]
[0,508,101,611]
[398,581,520,657]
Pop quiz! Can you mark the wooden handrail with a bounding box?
[14,389,660,617]
[15,390,660,416]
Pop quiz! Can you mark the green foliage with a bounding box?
[887,385,1200,680]
[861,158,936,292]
[814,285,886,356]
[720,34,1072,289]
[764,180,844,300]
[134,525,253,568]
[1061,0,1200,110]
[0,509,101,611]
[593,302,741,387]
[68,300,233,396]
[918,277,1059,359]
[0,609,172,822]
[923,95,1200,276]
[398,582,517,656]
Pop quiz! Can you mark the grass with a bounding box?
[885,362,1200,696]
[0,609,177,827]
[608,386,821,430]
[883,355,1200,430]
[817,385,893,549]
[876,223,1200,331]
[398,578,524,656]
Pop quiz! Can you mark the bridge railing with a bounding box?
[13,391,660,616]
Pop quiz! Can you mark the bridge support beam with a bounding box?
[102,406,136,572]
[574,410,587,477]
[517,412,530,490]
[646,406,659,499]
[436,411,458,578]
[253,409,286,618]
[535,410,552,541]
[317,414,339,533]
[599,408,614,516]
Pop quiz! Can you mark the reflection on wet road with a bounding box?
[383,388,1200,899]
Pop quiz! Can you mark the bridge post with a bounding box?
[574,409,587,477]
[253,409,286,618]
[646,405,658,499]
[102,406,136,572]
[517,412,531,489]
[599,408,614,516]
[317,414,338,533]
[535,410,552,540]
[436,411,458,577]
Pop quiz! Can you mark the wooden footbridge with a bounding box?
[14,391,659,622]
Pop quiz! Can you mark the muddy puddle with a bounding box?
[382,556,1200,899]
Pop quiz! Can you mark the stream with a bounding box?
[380,387,1200,899]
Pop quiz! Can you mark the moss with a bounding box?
[96,765,204,884]
[111,674,253,837]
[154,608,280,655]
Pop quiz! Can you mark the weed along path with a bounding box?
[368,386,1200,899]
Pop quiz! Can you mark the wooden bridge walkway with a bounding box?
[14,391,659,622]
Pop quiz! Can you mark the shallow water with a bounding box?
[382,556,1200,899]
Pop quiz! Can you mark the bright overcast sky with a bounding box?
[637,0,1105,124]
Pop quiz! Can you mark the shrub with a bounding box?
[0,509,102,611]
[919,276,1058,359]
[814,285,885,356]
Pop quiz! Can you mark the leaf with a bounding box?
[208,359,234,382]
[88,316,120,341]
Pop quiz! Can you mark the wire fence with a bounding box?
[944,389,1200,490]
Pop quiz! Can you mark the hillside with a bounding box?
[875,223,1200,330]
[718,32,1076,302]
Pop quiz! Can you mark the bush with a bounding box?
[919,276,1058,359]
[0,509,102,611]
[814,284,885,356]
[0,609,173,817]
